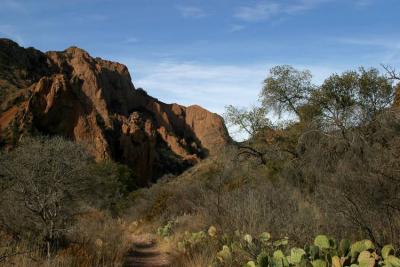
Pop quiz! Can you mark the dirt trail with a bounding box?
[123,234,171,267]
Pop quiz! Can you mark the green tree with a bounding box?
[87,160,138,214]
[261,65,315,118]
[314,71,359,134]
[358,67,394,122]
[314,68,394,136]
[224,105,271,138]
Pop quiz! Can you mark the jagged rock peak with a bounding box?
[0,39,231,184]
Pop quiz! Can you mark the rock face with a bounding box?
[0,39,230,184]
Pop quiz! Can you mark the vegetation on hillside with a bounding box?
[127,65,400,266]
[0,137,136,266]
[0,65,400,266]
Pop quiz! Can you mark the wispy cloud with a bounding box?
[235,2,280,22]
[334,37,400,49]
[72,13,108,23]
[130,60,340,140]
[229,24,246,33]
[354,0,374,7]
[1,0,26,12]
[285,0,331,13]
[124,37,139,44]
[107,56,343,140]
[133,61,265,114]
[234,0,330,22]
[119,59,341,114]
[177,5,206,19]
[334,36,400,64]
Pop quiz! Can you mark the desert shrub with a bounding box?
[172,247,216,267]
[223,65,400,249]
[173,229,220,267]
[0,136,132,259]
[0,211,129,267]
[86,160,138,215]
[199,170,334,245]
[0,136,94,257]
[58,211,129,267]
[0,241,44,267]
[287,109,400,248]
[126,167,209,224]
[127,149,326,245]
[127,121,399,253]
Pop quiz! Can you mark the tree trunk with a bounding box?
[47,241,51,261]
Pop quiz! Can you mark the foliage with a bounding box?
[157,220,176,237]
[0,136,133,259]
[229,66,394,136]
[87,160,138,215]
[261,65,314,118]
[314,68,394,134]
[0,211,130,267]
[221,65,400,249]
[174,228,400,267]
[224,105,271,137]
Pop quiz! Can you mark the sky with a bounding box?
[1,0,399,120]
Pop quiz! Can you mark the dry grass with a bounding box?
[172,248,215,267]
[0,211,131,267]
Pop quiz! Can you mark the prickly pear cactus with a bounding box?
[383,255,400,267]
[309,245,320,260]
[381,245,395,260]
[273,250,289,267]
[245,261,257,267]
[244,234,253,244]
[357,251,375,267]
[300,258,314,267]
[312,259,327,267]
[217,245,232,264]
[329,238,338,250]
[273,237,289,247]
[339,239,351,257]
[202,232,398,267]
[332,255,341,267]
[314,235,331,250]
[350,240,374,260]
[288,248,306,264]
[257,252,269,267]
[156,220,174,237]
[260,232,272,245]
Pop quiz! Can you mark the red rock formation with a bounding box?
[0,39,230,184]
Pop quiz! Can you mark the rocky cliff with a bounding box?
[0,39,230,184]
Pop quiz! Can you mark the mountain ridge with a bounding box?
[0,39,230,184]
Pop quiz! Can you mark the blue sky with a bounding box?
[1,0,399,118]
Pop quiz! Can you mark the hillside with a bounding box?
[1,40,400,267]
[0,39,230,184]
